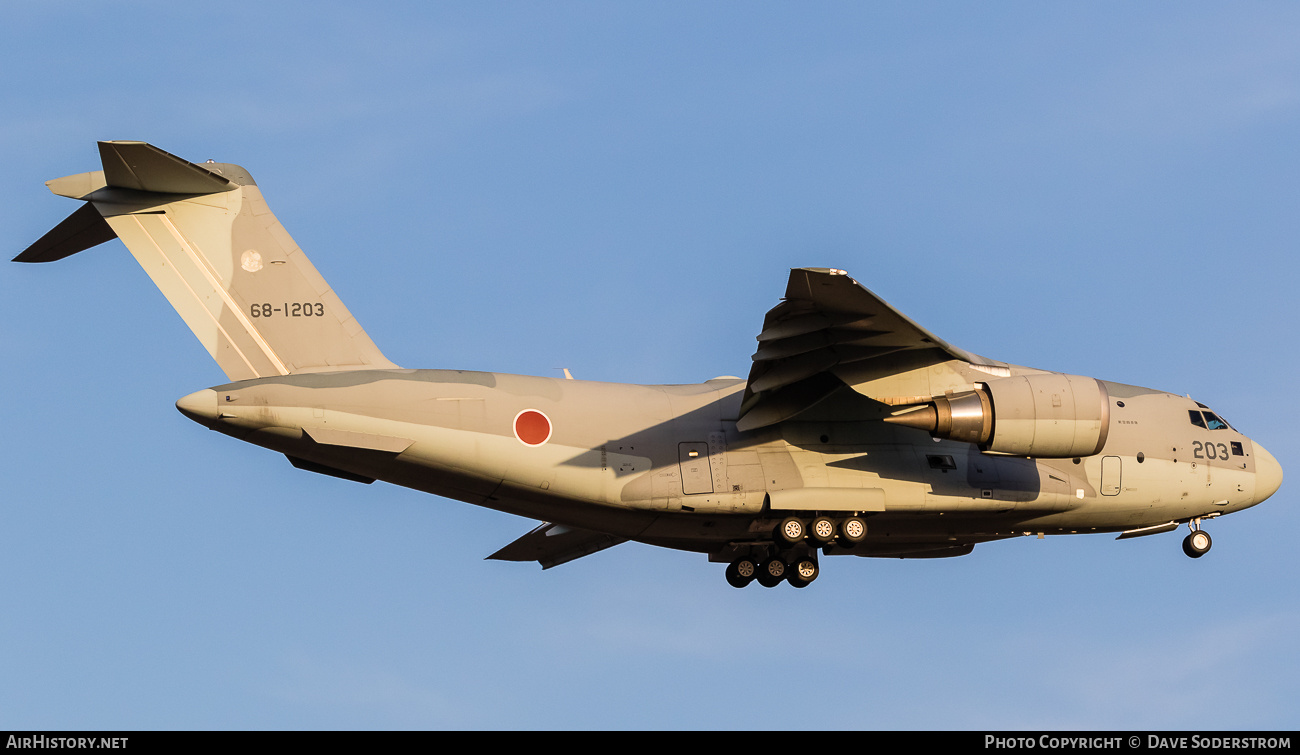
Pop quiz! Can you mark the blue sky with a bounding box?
[2,2,1297,729]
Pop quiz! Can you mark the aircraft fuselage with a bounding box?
[174,362,1280,561]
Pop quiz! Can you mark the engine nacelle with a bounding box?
[885,373,1111,458]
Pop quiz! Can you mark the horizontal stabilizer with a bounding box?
[487,522,626,569]
[13,203,116,262]
[97,141,235,194]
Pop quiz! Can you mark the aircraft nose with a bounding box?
[175,388,219,424]
[1253,442,1283,504]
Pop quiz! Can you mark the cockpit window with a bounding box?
[1189,409,1232,430]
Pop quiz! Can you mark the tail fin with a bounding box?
[16,141,399,381]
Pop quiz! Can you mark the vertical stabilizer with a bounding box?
[16,141,399,381]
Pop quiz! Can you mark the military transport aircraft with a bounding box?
[17,141,1283,588]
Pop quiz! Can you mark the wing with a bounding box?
[737,268,1001,431]
[486,523,626,569]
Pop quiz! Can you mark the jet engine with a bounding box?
[884,373,1111,458]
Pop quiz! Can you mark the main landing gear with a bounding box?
[724,515,866,589]
[726,553,820,589]
[1182,521,1213,559]
[777,515,866,546]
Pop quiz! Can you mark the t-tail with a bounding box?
[15,141,399,380]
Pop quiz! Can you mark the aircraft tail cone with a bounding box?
[175,388,219,424]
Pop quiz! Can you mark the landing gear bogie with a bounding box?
[774,514,868,548]
[725,553,820,588]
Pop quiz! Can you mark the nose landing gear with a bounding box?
[1182,521,1213,558]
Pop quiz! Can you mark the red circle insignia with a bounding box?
[514,409,552,446]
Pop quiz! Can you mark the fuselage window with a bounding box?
[1189,410,1207,429]
[1230,441,1244,456]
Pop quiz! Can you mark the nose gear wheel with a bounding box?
[1182,527,1212,558]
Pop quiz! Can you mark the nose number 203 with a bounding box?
[1193,441,1229,460]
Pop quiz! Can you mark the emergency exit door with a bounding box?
[1101,456,1121,496]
